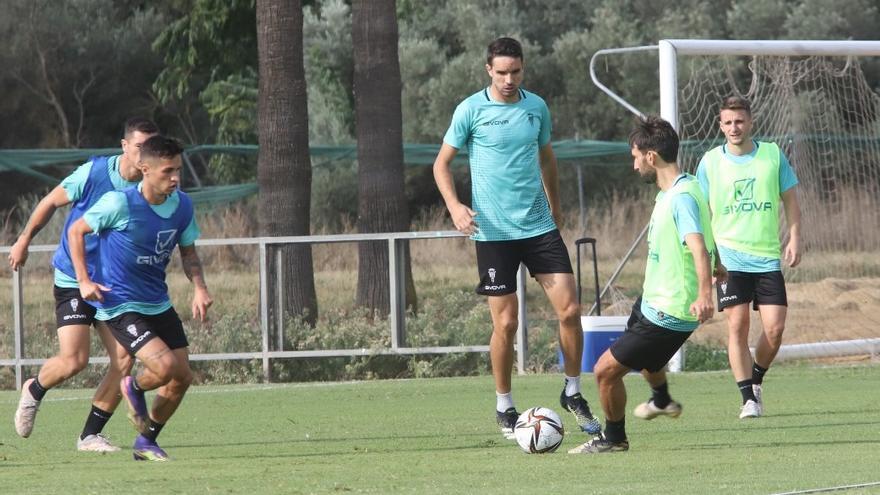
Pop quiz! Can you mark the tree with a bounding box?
[0,0,165,148]
[351,0,416,316]
[256,0,318,327]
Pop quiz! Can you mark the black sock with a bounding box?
[752,363,768,385]
[28,377,49,401]
[603,418,626,443]
[651,382,672,409]
[131,377,145,393]
[144,419,165,442]
[737,379,756,404]
[80,405,113,440]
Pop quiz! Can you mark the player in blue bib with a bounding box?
[68,135,212,461]
[433,37,599,439]
[11,118,158,452]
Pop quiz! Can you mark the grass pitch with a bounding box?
[1,364,879,494]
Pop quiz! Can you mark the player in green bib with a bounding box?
[433,37,600,439]
[696,96,802,419]
[570,116,723,454]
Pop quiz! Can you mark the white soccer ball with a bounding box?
[514,406,565,453]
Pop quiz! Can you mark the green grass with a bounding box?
[1,364,879,494]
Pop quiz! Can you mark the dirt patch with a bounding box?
[690,277,880,347]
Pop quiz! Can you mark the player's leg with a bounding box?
[633,369,682,420]
[487,293,520,438]
[750,271,788,411]
[719,272,760,417]
[475,239,522,437]
[130,308,191,461]
[121,338,175,435]
[535,271,600,434]
[15,287,95,437]
[568,349,630,454]
[143,348,192,445]
[523,230,600,434]
[77,323,134,452]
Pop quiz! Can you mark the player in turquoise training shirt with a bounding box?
[433,37,600,440]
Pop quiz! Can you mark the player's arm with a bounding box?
[684,232,714,323]
[8,186,71,270]
[67,218,109,302]
[433,143,477,235]
[538,143,563,228]
[179,244,213,322]
[781,187,802,268]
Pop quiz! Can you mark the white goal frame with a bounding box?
[592,39,880,371]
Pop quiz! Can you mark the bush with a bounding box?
[683,342,729,372]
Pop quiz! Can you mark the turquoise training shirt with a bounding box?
[696,141,798,272]
[443,87,556,241]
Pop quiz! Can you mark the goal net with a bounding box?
[670,44,880,363]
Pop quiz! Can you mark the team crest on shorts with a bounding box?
[127,324,139,337]
[720,281,728,294]
[70,298,79,312]
[488,268,497,283]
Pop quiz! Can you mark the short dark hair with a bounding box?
[123,117,159,138]
[628,115,679,163]
[486,37,523,65]
[140,135,184,162]
[720,95,751,115]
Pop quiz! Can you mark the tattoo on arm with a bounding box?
[180,246,207,288]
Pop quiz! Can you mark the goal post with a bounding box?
[658,40,880,130]
[591,40,880,372]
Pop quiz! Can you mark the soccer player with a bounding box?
[10,117,158,451]
[696,96,801,419]
[569,116,721,454]
[433,37,600,439]
[68,135,212,461]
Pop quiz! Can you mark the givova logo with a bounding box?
[723,177,772,215]
[734,178,755,201]
[137,229,178,265]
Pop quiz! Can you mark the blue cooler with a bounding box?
[558,316,629,372]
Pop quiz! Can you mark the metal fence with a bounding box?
[1,231,532,390]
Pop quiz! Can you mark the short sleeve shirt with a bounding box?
[443,88,556,241]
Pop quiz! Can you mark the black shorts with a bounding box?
[475,229,573,296]
[54,285,97,328]
[609,298,693,373]
[717,270,787,311]
[106,308,189,356]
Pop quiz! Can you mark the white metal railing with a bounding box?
[1,231,532,389]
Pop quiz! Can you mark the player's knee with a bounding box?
[593,354,615,383]
[557,303,581,329]
[168,367,193,392]
[61,354,89,377]
[765,323,785,343]
[493,317,518,336]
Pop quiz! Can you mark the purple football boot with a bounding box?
[120,376,149,434]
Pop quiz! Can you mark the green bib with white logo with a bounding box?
[643,176,715,322]
[703,141,782,259]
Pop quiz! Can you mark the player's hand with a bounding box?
[784,236,801,268]
[689,293,715,324]
[192,286,213,322]
[449,203,478,235]
[79,279,110,303]
[8,237,30,271]
[713,262,728,284]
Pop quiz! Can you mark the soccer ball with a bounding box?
[514,407,565,453]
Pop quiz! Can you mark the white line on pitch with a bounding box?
[771,481,880,495]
